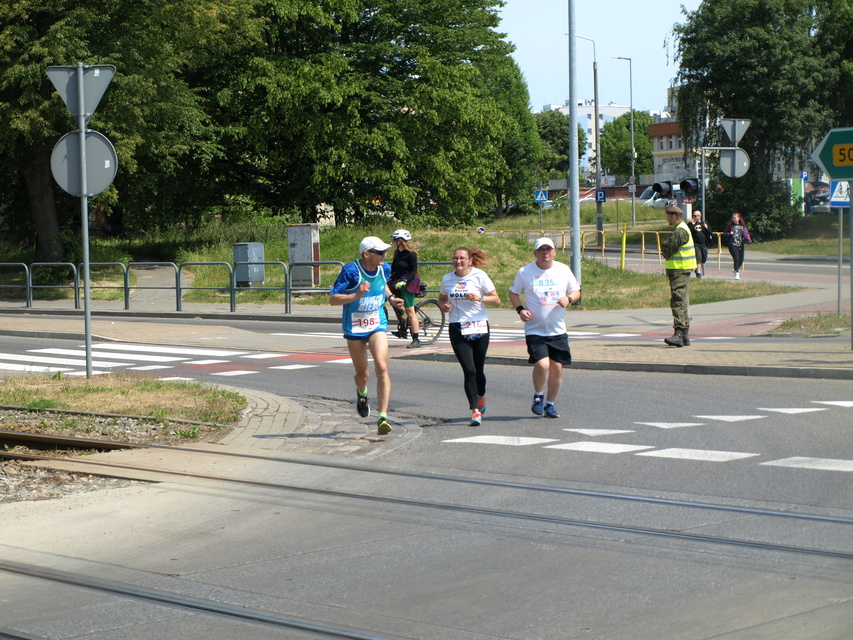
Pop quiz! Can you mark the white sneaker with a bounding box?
[734,271,740,280]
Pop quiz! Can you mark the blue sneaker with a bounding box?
[531,393,544,416]
[544,403,560,419]
[477,397,487,415]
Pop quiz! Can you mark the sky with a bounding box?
[498,0,703,113]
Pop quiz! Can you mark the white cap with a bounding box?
[534,237,555,250]
[359,236,392,254]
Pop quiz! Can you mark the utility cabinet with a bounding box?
[233,242,264,288]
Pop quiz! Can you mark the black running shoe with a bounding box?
[357,394,370,418]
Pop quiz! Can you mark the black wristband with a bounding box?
[516,306,525,314]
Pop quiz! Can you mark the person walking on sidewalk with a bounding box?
[388,229,421,348]
[688,209,712,278]
[439,247,501,426]
[661,205,696,347]
[722,212,752,280]
[508,238,581,419]
[330,236,403,435]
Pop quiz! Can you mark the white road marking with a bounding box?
[129,365,173,371]
[563,429,635,436]
[443,436,559,446]
[0,363,73,373]
[693,415,768,423]
[269,364,317,370]
[241,353,290,359]
[183,359,230,365]
[0,353,129,368]
[210,370,258,377]
[757,407,828,414]
[761,457,853,472]
[545,442,655,454]
[91,343,248,356]
[30,348,186,362]
[636,448,759,462]
[812,401,853,408]
[157,377,195,381]
[64,371,111,376]
[636,422,705,429]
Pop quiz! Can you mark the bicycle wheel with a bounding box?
[414,298,445,345]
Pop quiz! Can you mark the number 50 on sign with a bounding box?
[833,144,853,166]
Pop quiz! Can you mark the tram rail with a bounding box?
[3,430,852,561]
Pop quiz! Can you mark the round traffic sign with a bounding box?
[50,130,118,196]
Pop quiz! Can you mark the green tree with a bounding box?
[814,0,853,128]
[0,1,253,259]
[599,111,654,177]
[475,58,542,218]
[672,0,828,238]
[533,109,587,178]
[218,0,516,227]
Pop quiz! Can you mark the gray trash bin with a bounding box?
[233,242,264,288]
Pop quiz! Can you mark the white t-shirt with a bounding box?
[440,268,496,326]
[509,261,580,336]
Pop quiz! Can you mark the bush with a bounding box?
[705,174,797,241]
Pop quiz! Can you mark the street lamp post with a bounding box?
[577,35,602,236]
[614,56,635,226]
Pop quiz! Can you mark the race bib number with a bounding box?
[351,310,382,334]
[461,319,488,335]
[533,277,561,307]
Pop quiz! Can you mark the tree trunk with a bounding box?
[22,146,66,263]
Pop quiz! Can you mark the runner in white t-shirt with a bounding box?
[439,247,500,426]
[508,238,581,419]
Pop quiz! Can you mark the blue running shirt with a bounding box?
[331,261,391,339]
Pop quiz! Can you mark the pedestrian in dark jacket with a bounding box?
[688,209,713,278]
[722,213,752,280]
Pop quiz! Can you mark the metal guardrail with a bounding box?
[0,260,296,313]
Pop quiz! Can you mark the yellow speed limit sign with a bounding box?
[833,144,853,166]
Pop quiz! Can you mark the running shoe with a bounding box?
[356,394,370,418]
[544,403,560,419]
[477,397,487,415]
[377,416,392,435]
[531,393,545,416]
[470,410,482,426]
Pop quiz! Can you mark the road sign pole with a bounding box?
[75,62,93,378]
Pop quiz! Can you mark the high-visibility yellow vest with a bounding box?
[665,221,697,270]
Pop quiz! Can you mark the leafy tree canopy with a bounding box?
[599,111,654,177]
[533,109,587,178]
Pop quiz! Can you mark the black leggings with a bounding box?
[448,323,490,410]
[729,245,745,272]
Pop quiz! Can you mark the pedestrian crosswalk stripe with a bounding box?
[0,353,130,368]
[563,429,635,436]
[636,448,759,462]
[757,407,828,414]
[130,365,173,371]
[693,415,767,423]
[636,422,704,429]
[241,353,290,359]
[269,365,317,370]
[443,436,559,446]
[184,360,230,365]
[91,343,249,357]
[210,370,258,376]
[545,442,655,454]
[761,457,853,472]
[0,362,73,373]
[31,348,186,362]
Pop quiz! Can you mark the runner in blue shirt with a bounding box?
[330,236,403,435]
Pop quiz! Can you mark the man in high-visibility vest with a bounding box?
[661,204,696,347]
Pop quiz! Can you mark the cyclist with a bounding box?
[438,247,500,426]
[388,229,421,348]
[330,236,403,435]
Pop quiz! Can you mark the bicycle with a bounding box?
[386,283,446,345]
